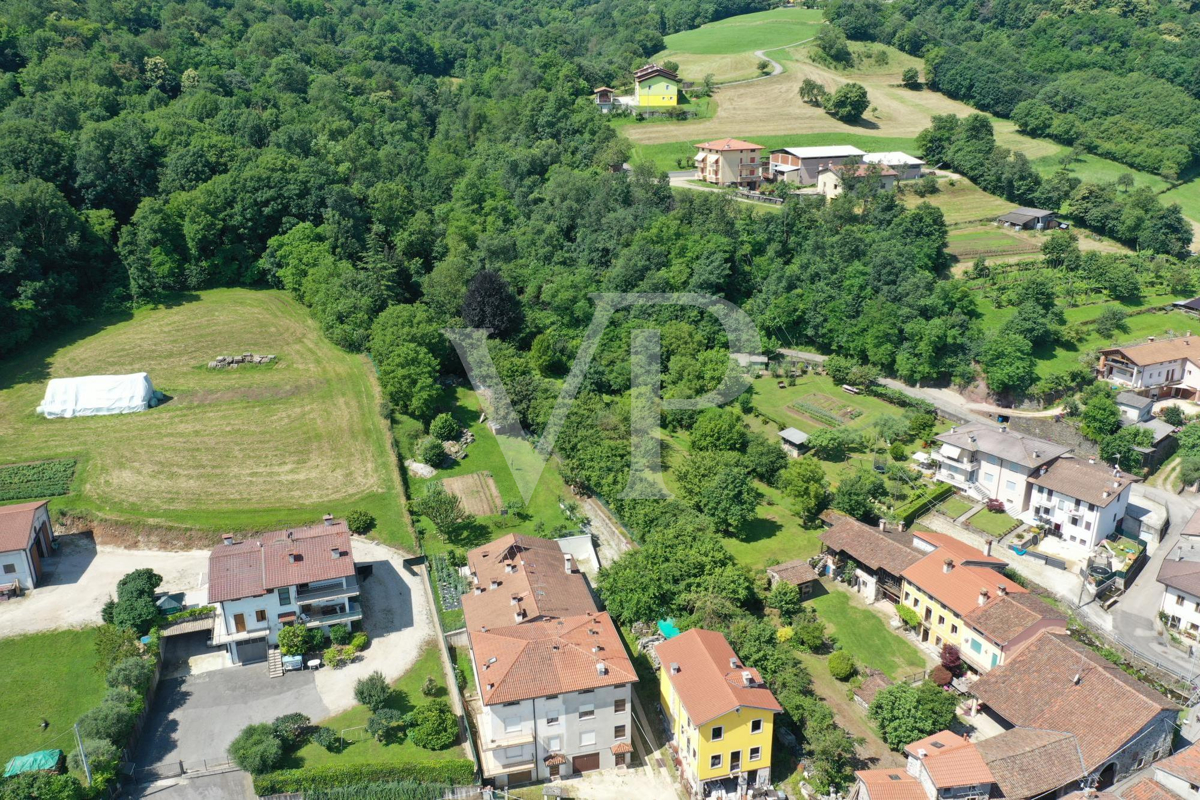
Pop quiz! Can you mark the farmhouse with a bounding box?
[970,630,1178,790]
[461,533,636,787]
[593,86,615,112]
[658,628,782,798]
[862,151,925,180]
[816,163,897,198]
[207,516,361,666]
[931,424,1069,512]
[997,207,1058,230]
[1157,537,1200,641]
[1025,458,1136,557]
[818,514,922,604]
[0,500,54,593]
[694,138,764,188]
[768,145,865,184]
[777,427,809,457]
[1098,335,1200,399]
[633,63,679,106]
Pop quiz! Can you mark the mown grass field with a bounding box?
[0,629,108,763]
[807,585,928,678]
[652,8,824,83]
[0,289,410,548]
[901,179,1013,225]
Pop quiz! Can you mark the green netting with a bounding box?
[3,749,62,777]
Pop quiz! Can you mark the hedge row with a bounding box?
[895,482,955,526]
[0,459,76,501]
[303,780,458,800]
[863,385,936,416]
[253,761,477,795]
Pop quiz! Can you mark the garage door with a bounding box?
[505,770,533,786]
[237,640,268,664]
[572,753,600,774]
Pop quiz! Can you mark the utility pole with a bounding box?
[73,722,91,785]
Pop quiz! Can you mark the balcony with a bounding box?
[296,575,359,604]
[301,600,362,627]
[211,616,270,646]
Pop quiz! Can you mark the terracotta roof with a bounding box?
[974,728,1085,799]
[469,611,637,705]
[207,521,355,603]
[1101,337,1200,368]
[913,530,1006,567]
[1062,791,1121,800]
[1155,744,1200,786]
[902,551,1025,619]
[855,769,928,800]
[610,741,633,754]
[1157,538,1200,597]
[829,163,898,177]
[544,753,566,766]
[634,63,678,81]
[965,592,1067,646]
[1182,509,1200,537]
[695,138,764,152]
[853,670,892,706]
[0,501,45,553]
[935,424,1069,469]
[461,534,596,631]
[970,632,1177,773]
[656,628,783,726]
[767,559,819,586]
[905,731,993,789]
[819,515,922,576]
[1123,778,1185,800]
[1027,458,1136,507]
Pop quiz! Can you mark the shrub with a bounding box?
[889,442,907,462]
[901,67,919,87]
[93,624,140,673]
[897,604,921,628]
[77,700,136,745]
[112,595,160,635]
[104,686,144,715]
[311,727,338,751]
[349,632,369,652]
[421,675,439,697]
[0,458,76,502]
[272,713,312,748]
[345,509,375,534]
[1163,405,1186,427]
[106,656,155,694]
[417,436,444,467]
[930,664,953,686]
[228,723,284,775]
[404,699,458,750]
[68,738,119,775]
[328,624,352,646]
[251,762,479,795]
[828,650,856,681]
[324,645,347,668]
[367,708,406,743]
[0,773,88,800]
[768,581,803,617]
[939,643,962,675]
[354,671,391,711]
[278,624,320,656]
[116,568,163,602]
[429,413,460,441]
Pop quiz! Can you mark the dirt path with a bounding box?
[581,495,634,567]
[798,652,903,769]
[718,37,816,87]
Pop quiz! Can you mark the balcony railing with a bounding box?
[301,601,362,627]
[296,575,359,604]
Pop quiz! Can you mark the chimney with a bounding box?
[1041,466,1048,476]
[943,558,955,573]
[592,646,600,653]
[1103,490,1109,499]
[486,683,494,692]
[481,626,488,633]
[505,563,517,574]
[1088,458,1095,465]
[474,586,482,595]
[490,579,499,590]
[730,658,739,669]
[1033,449,1040,459]
[597,663,608,676]
[985,540,993,557]
[510,595,519,606]
[997,584,1008,596]
[1113,480,1121,488]
[918,749,928,760]
[742,671,754,686]
[564,554,574,574]
[899,522,906,533]
[879,519,887,531]
[323,514,334,526]
[951,426,957,433]
[1000,425,1008,433]
[330,547,340,559]
[515,610,525,622]
[969,433,977,443]
[1148,336,1156,342]
[670,663,681,675]
[978,588,989,606]
[286,531,294,540]
[222,534,234,546]
[288,553,297,563]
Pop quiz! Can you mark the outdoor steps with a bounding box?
[267,646,283,678]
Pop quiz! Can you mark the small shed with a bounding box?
[1115,391,1154,423]
[1172,297,1200,315]
[4,750,64,777]
[155,591,186,615]
[997,207,1057,230]
[778,427,810,457]
[766,559,819,597]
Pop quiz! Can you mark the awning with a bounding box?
[278,611,297,623]
[610,742,634,754]
[544,753,567,766]
[939,443,963,460]
[772,163,800,172]
[694,153,707,162]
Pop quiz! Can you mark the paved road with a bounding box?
[878,378,998,427]
[718,36,816,87]
[130,769,252,800]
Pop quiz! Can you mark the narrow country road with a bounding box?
[717,36,816,87]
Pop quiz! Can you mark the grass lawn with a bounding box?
[750,373,902,438]
[1030,150,1171,195]
[1159,179,1200,225]
[285,643,464,767]
[937,495,975,519]
[0,289,410,549]
[807,584,927,678]
[902,179,1014,226]
[966,509,1019,537]
[0,629,108,763]
[659,8,824,55]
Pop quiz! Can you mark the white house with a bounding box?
[1099,335,1200,399]
[207,517,361,665]
[462,534,637,787]
[0,500,54,592]
[1151,744,1200,800]
[1025,458,1135,556]
[778,427,810,457]
[1157,538,1200,641]
[931,424,1070,511]
[817,163,897,198]
[1115,391,1155,423]
[862,151,926,181]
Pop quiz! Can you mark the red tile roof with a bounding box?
[1123,778,1185,800]
[970,631,1177,772]
[695,138,764,152]
[974,727,1085,799]
[0,500,46,552]
[207,521,355,603]
[819,514,922,576]
[461,534,596,631]
[611,741,633,754]
[912,530,1005,567]
[965,592,1067,646]
[855,769,928,800]
[469,612,637,705]
[657,628,783,726]
[902,551,1025,619]
[905,732,994,789]
[1156,744,1200,786]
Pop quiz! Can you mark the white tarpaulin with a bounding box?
[37,373,157,419]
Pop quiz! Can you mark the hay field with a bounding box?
[0,289,409,546]
[901,179,1014,225]
[653,8,824,83]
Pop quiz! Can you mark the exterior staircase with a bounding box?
[966,482,991,503]
[267,646,283,678]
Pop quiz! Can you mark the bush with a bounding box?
[328,624,352,646]
[889,442,907,462]
[278,624,321,656]
[345,509,375,534]
[272,713,312,748]
[768,581,803,617]
[349,632,369,652]
[116,568,162,602]
[897,604,921,628]
[228,723,284,775]
[367,708,406,743]
[828,650,856,681]
[104,686,144,715]
[930,664,953,686]
[404,699,458,750]
[421,675,439,697]
[77,700,136,745]
[355,671,391,711]
[324,645,348,668]
[901,67,919,88]
[252,761,479,795]
[417,436,444,467]
[68,738,119,775]
[312,727,338,751]
[429,413,460,441]
[1163,405,1186,427]
[112,595,160,635]
[106,656,155,694]
[0,773,88,800]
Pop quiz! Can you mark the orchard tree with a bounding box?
[902,67,920,88]
[412,482,471,539]
[779,457,829,521]
[832,470,886,522]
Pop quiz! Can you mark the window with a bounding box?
[750,718,763,734]
[1085,521,1093,532]
[614,699,626,713]
[614,725,627,739]
[711,725,724,741]
[545,694,559,700]
[1,564,13,574]
[504,746,524,758]
[951,624,958,635]
[1006,480,1017,492]
[1089,503,1096,512]
[547,735,561,751]
[711,754,723,769]
[1179,594,1186,606]
[579,689,594,695]
[937,615,945,626]
[504,717,521,733]
[546,715,560,726]
[277,587,291,605]
[255,609,266,623]
[750,746,762,762]
[579,704,595,720]
[935,636,943,647]
[580,731,596,747]
[970,638,982,654]
[503,701,520,707]
[612,684,625,690]
[984,472,995,483]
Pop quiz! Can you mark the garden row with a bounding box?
[0,459,76,502]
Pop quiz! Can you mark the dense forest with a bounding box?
[825,0,1200,177]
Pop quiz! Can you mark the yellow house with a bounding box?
[657,629,782,795]
[633,63,680,106]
